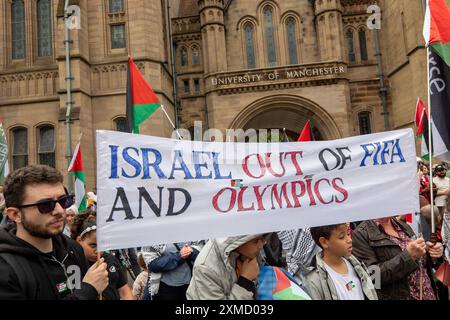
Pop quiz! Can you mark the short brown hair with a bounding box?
[4,165,64,208]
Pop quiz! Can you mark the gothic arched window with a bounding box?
[264,7,277,66]
[37,0,52,57]
[181,47,188,66]
[114,117,127,132]
[192,46,200,66]
[358,112,372,135]
[359,29,368,61]
[11,0,25,59]
[12,127,28,170]
[346,30,356,63]
[244,23,256,69]
[286,18,298,65]
[38,125,55,168]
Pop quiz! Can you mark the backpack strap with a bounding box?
[0,253,37,299]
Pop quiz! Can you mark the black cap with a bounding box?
[435,164,446,171]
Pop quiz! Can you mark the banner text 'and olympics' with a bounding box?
[96,129,419,251]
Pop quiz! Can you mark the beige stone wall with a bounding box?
[0,0,174,190]
[0,0,439,187]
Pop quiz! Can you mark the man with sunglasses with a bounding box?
[0,165,109,299]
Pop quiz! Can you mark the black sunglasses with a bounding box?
[18,195,75,214]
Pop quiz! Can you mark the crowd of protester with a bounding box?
[0,163,449,300]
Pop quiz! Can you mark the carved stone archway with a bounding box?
[229,94,342,140]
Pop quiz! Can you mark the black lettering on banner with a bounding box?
[167,188,192,216]
[137,186,163,218]
[106,187,136,222]
[319,147,351,171]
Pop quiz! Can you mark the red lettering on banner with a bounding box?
[291,181,306,208]
[253,185,272,211]
[314,179,334,204]
[237,187,255,211]
[264,153,286,177]
[242,154,266,179]
[332,178,348,203]
[212,187,236,213]
[305,178,317,206]
[284,151,304,176]
[270,183,293,209]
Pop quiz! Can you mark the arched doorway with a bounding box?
[229,95,341,141]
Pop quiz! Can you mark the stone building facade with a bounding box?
[0,0,436,189]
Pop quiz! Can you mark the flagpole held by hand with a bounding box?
[97,252,103,301]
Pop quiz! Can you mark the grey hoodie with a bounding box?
[186,234,262,300]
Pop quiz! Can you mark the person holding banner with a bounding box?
[304,223,377,300]
[71,212,133,300]
[186,234,268,300]
[352,217,444,300]
[141,242,199,300]
[0,165,109,300]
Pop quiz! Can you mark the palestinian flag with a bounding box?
[126,57,161,134]
[423,0,450,162]
[0,118,9,185]
[257,266,311,300]
[297,120,314,142]
[68,142,87,212]
[415,98,431,160]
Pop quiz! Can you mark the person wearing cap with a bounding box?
[0,165,108,300]
[433,164,450,221]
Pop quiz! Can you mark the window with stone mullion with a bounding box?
[347,30,356,63]
[111,24,126,49]
[244,24,256,69]
[12,128,28,170]
[37,0,52,57]
[11,0,26,60]
[38,126,55,168]
[286,18,298,65]
[109,0,124,13]
[264,7,277,67]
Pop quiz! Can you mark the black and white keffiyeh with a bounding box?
[277,228,320,275]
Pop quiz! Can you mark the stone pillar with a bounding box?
[315,0,344,61]
[198,0,227,73]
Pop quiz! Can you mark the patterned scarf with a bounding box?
[277,228,320,275]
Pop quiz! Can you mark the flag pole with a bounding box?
[97,252,102,301]
[426,45,436,234]
[160,105,183,140]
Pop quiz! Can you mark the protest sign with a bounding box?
[96,129,419,251]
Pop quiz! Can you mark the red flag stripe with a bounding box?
[297,121,312,142]
[129,57,161,105]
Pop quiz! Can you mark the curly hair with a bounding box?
[70,209,97,240]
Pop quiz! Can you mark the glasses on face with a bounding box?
[18,195,75,214]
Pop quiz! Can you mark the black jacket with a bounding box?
[0,224,98,300]
[352,219,439,300]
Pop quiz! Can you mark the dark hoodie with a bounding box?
[0,224,98,300]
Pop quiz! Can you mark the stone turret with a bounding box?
[315,0,345,61]
[198,0,227,73]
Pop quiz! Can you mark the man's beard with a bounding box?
[21,212,64,239]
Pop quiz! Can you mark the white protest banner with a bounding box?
[96,129,419,251]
